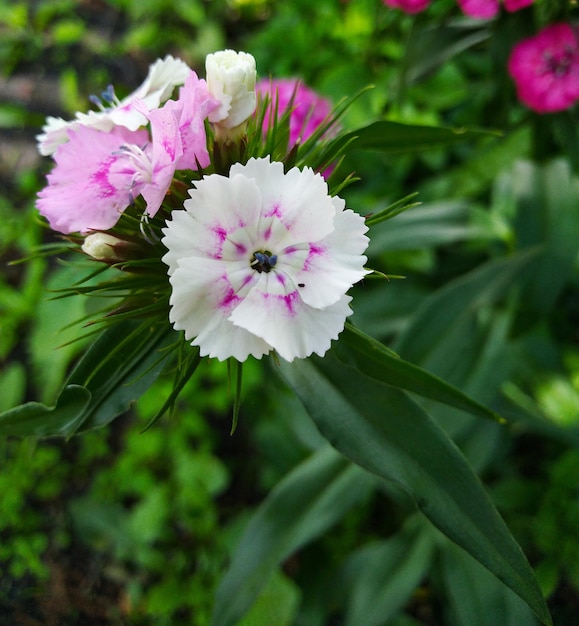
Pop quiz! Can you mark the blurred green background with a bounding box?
[1,0,579,624]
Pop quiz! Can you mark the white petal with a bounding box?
[282,206,370,309]
[229,158,336,249]
[229,273,353,361]
[161,210,201,275]
[132,55,191,106]
[185,174,263,256]
[36,117,78,156]
[168,256,269,361]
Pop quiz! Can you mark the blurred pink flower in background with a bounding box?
[508,23,579,113]
[457,0,533,18]
[382,0,431,13]
[503,0,533,12]
[457,0,499,18]
[256,78,333,147]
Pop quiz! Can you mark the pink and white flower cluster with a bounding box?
[35,51,370,363]
[37,58,220,233]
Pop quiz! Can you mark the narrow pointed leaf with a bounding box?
[335,324,503,423]
[342,517,435,626]
[328,121,498,156]
[212,446,374,626]
[66,320,175,432]
[277,354,551,626]
[393,248,540,364]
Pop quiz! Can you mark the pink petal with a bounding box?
[36,126,148,233]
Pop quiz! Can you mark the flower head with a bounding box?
[36,71,218,234]
[382,0,431,14]
[503,0,533,11]
[456,0,532,18]
[456,0,499,18]
[508,23,579,113]
[206,50,257,131]
[36,125,150,233]
[37,56,191,155]
[257,78,334,147]
[162,157,369,362]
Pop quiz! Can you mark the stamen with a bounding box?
[101,84,116,105]
[250,251,278,273]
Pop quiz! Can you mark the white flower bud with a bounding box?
[206,50,257,130]
[81,232,124,261]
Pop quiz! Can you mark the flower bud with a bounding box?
[206,50,257,131]
[81,232,127,262]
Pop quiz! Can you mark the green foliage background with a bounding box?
[1,0,579,624]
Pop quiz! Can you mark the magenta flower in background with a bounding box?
[382,0,431,14]
[503,0,533,11]
[257,78,333,147]
[508,23,579,113]
[456,0,499,19]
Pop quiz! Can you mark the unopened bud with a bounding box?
[81,232,125,262]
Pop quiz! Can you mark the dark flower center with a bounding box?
[543,46,576,78]
[250,250,277,273]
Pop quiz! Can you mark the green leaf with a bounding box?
[335,324,503,423]
[403,21,491,84]
[0,320,176,438]
[65,320,175,432]
[393,248,540,366]
[341,517,435,626]
[331,120,498,156]
[367,200,492,252]
[511,159,579,319]
[237,570,301,626]
[0,385,91,437]
[277,354,551,626]
[440,539,540,626]
[212,446,374,626]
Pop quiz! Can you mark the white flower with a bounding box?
[161,157,369,362]
[37,56,191,155]
[206,50,257,129]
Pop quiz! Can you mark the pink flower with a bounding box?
[457,0,532,18]
[503,0,533,11]
[508,23,579,113]
[456,0,499,18]
[36,125,150,233]
[36,71,219,234]
[382,0,431,14]
[169,72,220,171]
[256,78,333,147]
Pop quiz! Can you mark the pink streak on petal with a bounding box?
[90,157,118,198]
[264,202,283,218]
[262,290,299,318]
[219,286,242,311]
[233,241,247,255]
[303,243,326,271]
